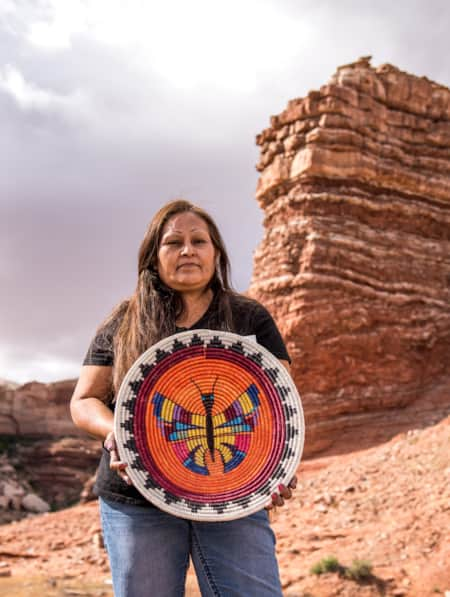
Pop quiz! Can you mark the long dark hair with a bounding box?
[108,199,235,392]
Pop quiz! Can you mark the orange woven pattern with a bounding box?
[115,330,304,521]
[146,355,274,495]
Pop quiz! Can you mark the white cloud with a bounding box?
[0,347,79,384]
[0,0,17,17]
[21,0,314,92]
[0,64,90,116]
[27,0,87,49]
[91,0,314,92]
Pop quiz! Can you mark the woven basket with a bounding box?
[114,329,304,521]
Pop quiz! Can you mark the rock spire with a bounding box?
[249,58,450,455]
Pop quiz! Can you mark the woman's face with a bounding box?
[157,211,217,293]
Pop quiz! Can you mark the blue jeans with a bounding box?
[99,497,283,597]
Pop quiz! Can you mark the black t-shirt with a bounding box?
[83,293,290,505]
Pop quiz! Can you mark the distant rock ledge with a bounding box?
[0,379,78,437]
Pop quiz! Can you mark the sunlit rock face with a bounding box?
[249,57,450,456]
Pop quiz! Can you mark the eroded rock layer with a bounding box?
[249,58,450,456]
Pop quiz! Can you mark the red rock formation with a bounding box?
[249,57,450,456]
[0,380,101,509]
[14,437,101,508]
[0,380,78,436]
[0,380,19,435]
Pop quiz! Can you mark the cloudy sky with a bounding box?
[1,0,449,383]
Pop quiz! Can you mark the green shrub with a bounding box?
[310,555,340,575]
[345,558,373,580]
[310,556,373,582]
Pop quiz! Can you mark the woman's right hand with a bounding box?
[104,430,133,486]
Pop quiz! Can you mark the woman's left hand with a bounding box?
[265,476,297,510]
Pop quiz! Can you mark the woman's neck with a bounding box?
[176,288,214,328]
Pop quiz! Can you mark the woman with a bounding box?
[71,199,296,597]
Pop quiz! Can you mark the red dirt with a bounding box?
[0,417,449,596]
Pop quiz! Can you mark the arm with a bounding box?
[70,365,114,439]
[70,365,132,485]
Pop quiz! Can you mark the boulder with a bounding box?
[21,493,50,513]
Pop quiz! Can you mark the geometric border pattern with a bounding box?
[114,329,304,521]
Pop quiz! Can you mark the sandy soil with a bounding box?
[0,417,449,596]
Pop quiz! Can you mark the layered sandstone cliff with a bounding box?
[249,57,450,456]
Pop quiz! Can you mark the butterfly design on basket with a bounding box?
[152,378,260,475]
